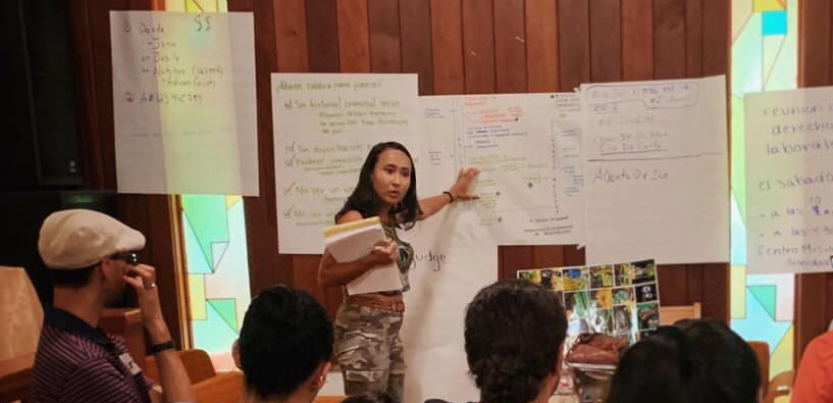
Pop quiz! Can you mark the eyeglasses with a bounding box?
[112,252,139,265]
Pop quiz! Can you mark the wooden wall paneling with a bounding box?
[557,0,590,91]
[493,0,527,93]
[430,0,465,94]
[652,0,686,79]
[490,0,526,281]
[229,0,733,325]
[796,274,829,363]
[685,264,703,304]
[658,264,690,306]
[274,0,310,72]
[306,0,341,72]
[230,0,291,299]
[698,0,729,322]
[589,0,622,82]
[293,255,326,305]
[338,0,371,72]
[71,0,189,346]
[68,0,105,189]
[701,0,728,77]
[462,0,497,94]
[498,247,505,280]
[368,0,402,72]
[825,276,833,341]
[684,0,702,77]
[564,246,585,266]
[621,0,653,80]
[698,264,729,321]
[299,0,344,310]
[400,0,435,95]
[500,246,534,280]
[85,0,126,190]
[524,0,558,92]
[798,0,832,86]
[651,0,699,317]
[794,0,833,363]
[147,196,188,347]
[532,246,566,268]
[116,0,191,334]
[118,194,186,346]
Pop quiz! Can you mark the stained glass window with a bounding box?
[730,0,798,385]
[165,0,243,372]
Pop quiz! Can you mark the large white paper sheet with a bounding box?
[745,87,833,273]
[418,93,584,245]
[582,76,730,264]
[272,73,420,254]
[400,207,497,403]
[111,11,258,195]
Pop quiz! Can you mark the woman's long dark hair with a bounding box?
[335,142,420,229]
[606,320,761,403]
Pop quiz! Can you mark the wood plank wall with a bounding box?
[231,0,732,321]
[63,0,833,368]
[795,0,833,367]
[69,0,188,347]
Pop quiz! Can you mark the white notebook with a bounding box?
[323,216,402,295]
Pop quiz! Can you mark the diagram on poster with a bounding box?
[419,93,584,245]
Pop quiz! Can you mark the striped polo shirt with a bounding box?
[31,308,155,403]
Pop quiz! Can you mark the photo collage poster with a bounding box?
[518,259,660,342]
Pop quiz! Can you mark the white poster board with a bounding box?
[745,86,833,273]
[401,208,497,403]
[419,93,584,245]
[581,76,730,264]
[111,11,258,195]
[272,73,420,253]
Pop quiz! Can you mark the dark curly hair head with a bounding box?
[465,279,568,403]
[606,319,760,403]
[238,284,333,400]
[335,141,420,229]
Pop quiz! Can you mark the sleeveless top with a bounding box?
[382,222,414,292]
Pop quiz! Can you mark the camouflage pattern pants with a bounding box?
[334,302,405,402]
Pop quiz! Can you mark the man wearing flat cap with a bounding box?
[31,209,194,403]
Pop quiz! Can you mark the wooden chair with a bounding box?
[193,371,244,403]
[747,341,770,392]
[313,395,347,403]
[145,349,218,384]
[0,352,35,403]
[747,340,794,403]
[655,308,792,401]
[146,349,243,403]
[764,370,793,403]
[659,302,702,325]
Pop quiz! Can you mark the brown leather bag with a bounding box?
[565,333,629,365]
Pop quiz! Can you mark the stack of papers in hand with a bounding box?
[323,216,402,295]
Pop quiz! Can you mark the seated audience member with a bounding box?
[234,284,334,403]
[428,279,568,403]
[32,209,194,403]
[606,319,761,403]
[791,330,833,403]
[342,391,396,403]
